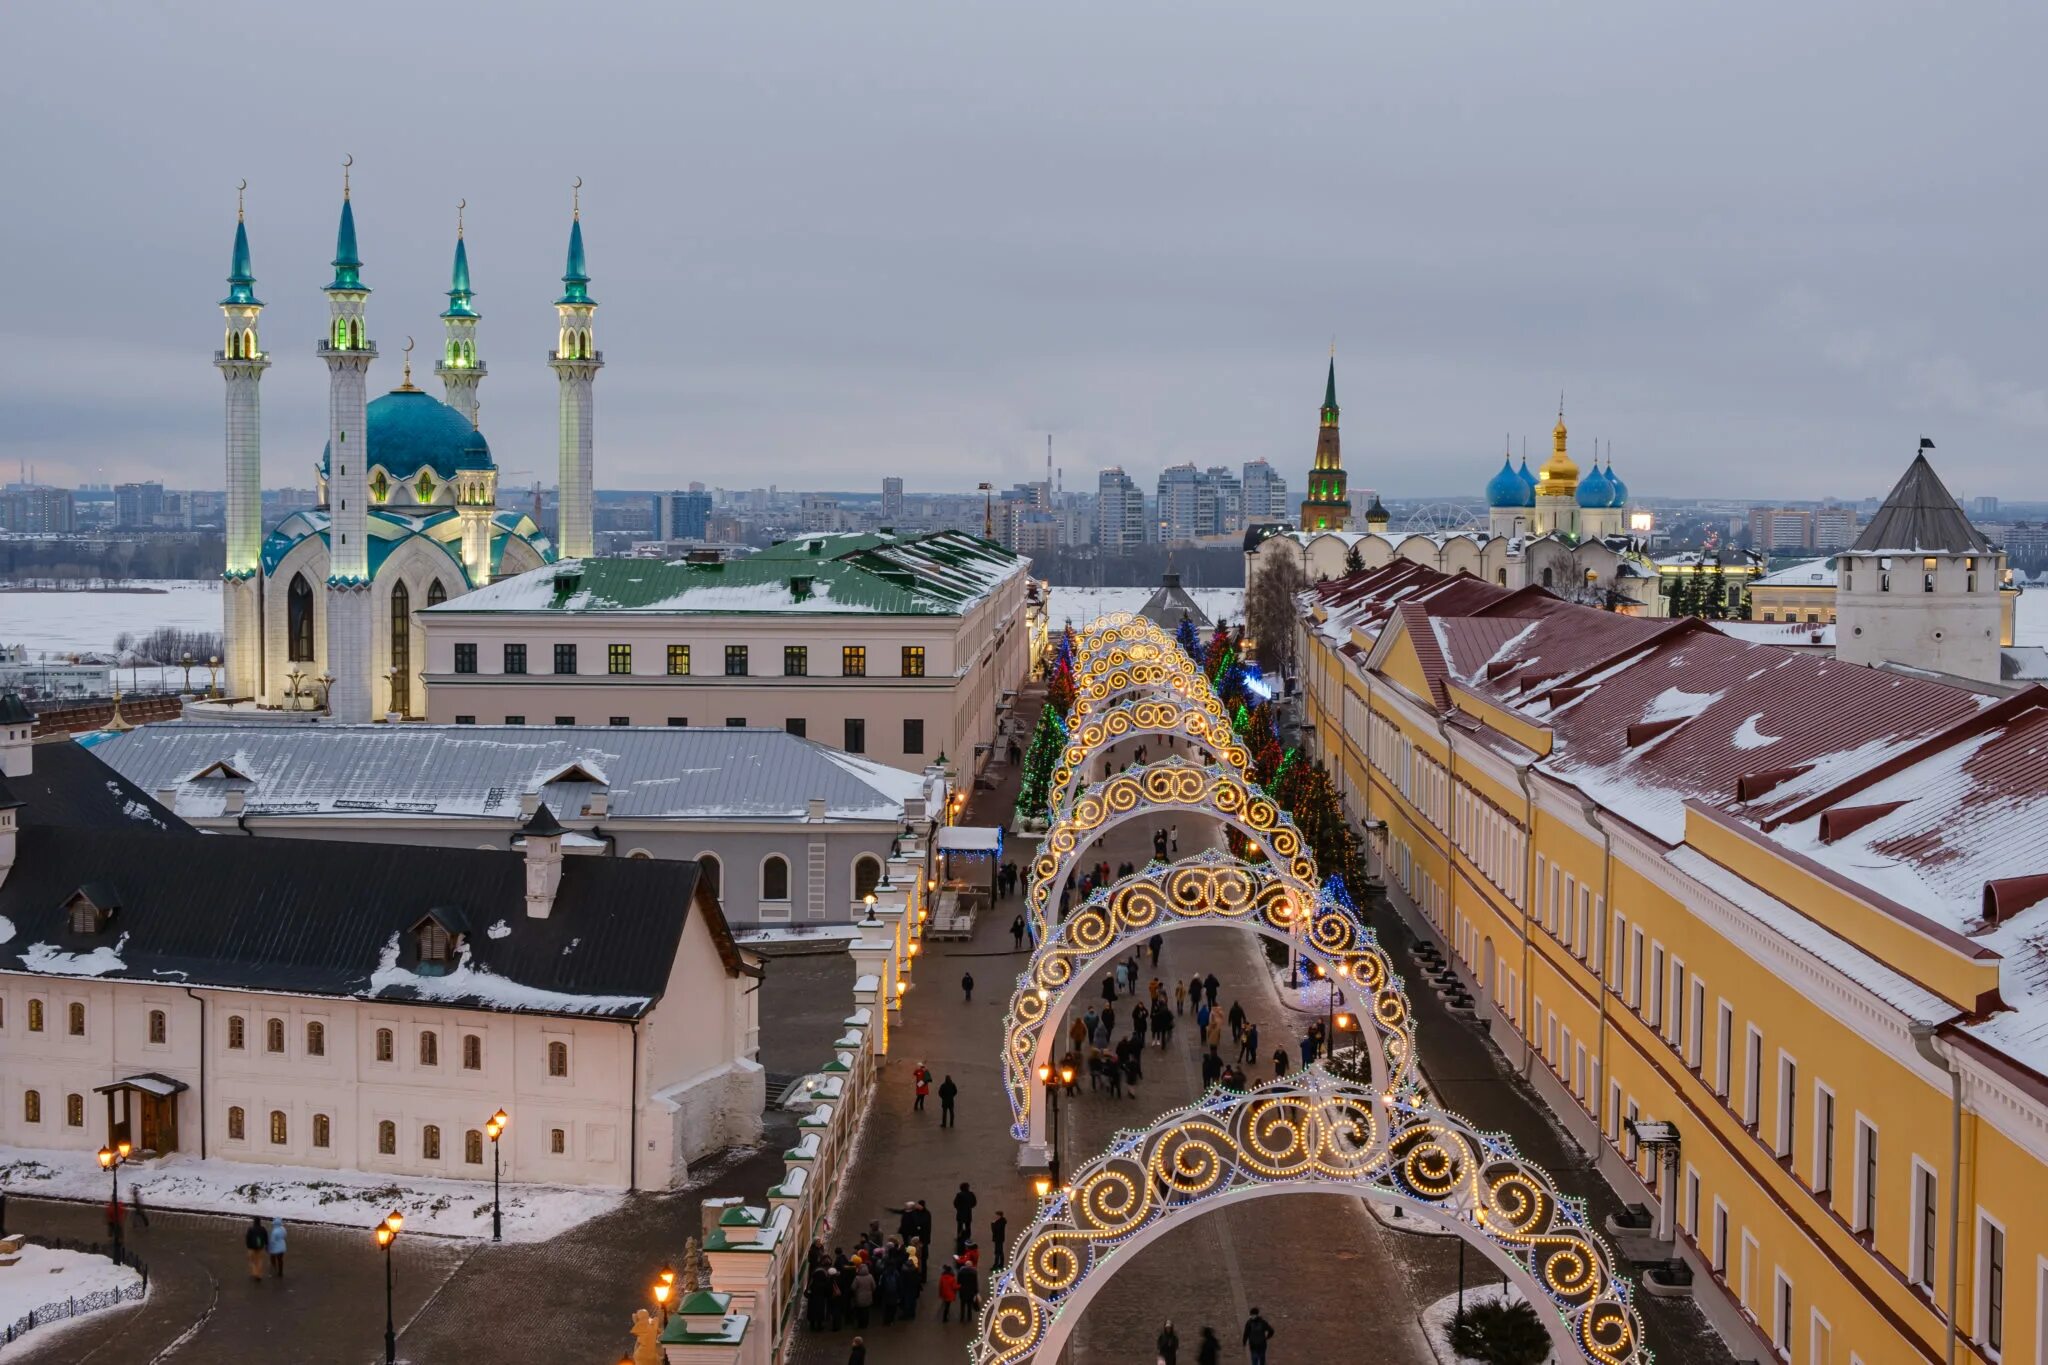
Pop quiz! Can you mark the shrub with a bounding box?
[1449,1296,1550,1364]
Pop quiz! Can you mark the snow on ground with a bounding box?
[0,1146,622,1242]
[0,581,222,657]
[1420,1283,1554,1364]
[2018,588,2048,647]
[1045,585,1244,632]
[0,1241,145,1336]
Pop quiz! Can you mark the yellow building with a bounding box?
[1297,556,2048,1365]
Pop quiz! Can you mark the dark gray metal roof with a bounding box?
[0,738,187,833]
[1139,573,1212,631]
[1850,453,1996,554]
[95,724,931,824]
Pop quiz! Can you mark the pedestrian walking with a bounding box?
[962,971,975,1003]
[128,1186,150,1228]
[807,1263,834,1329]
[1187,972,1203,1010]
[1201,1048,1223,1087]
[848,1336,867,1365]
[1272,1046,1288,1079]
[1011,915,1026,950]
[957,1259,981,1319]
[991,1211,1008,1269]
[1148,933,1163,967]
[1132,1002,1149,1045]
[1241,1021,1260,1065]
[938,1075,959,1127]
[1204,1011,1224,1052]
[1228,1000,1246,1041]
[1195,998,1211,1036]
[1243,1308,1276,1365]
[953,1182,978,1244]
[243,1216,267,1281]
[1300,1031,1318,1065]
[1175,980,1187,1016]
[267,1214,288,1278]
[938,1263,960,1322]
[852,1260,875,1328]
[1070,1014,1089,1053]
[1169,822,1179,854]
[1203,972,1220,1007]
[1158,1319,1181,1365]
[915,1063,931,1111]
[1196,1325,1222,1365]
[1101,972,1118,1006]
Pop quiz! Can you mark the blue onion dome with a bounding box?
[1605,461,1628,507]
[1577,462,1614,508]
[321,389,492,479]
[1486,456,1531,508]
[1516,458,1537,501]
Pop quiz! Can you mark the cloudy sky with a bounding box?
[5,1,2046,504]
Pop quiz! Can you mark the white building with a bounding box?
[1096,468,1147,554]
[1240,459,1289,523]
[0,720,762,1191]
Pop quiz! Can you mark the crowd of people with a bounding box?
[807,1187,1012,1343]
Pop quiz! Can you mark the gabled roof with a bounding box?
[1850,453,1996,554]
[0,738,188,833]
[1138,573,1211,631]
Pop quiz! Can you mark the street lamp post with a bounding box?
[654,1263,677,1325]
[374,1210,404,1364]
[485,1108,508,1242]
[94,1140,131,1264]
[1037,1061,1075,1187]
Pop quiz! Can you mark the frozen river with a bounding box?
[0,580,223,658]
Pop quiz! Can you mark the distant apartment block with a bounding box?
[655,489,712,540]
[115,481,165,529]
[1240,460,1289,523]
[1096,468,1147,554]
[1747,506,1813,552]
[0,486,77,534]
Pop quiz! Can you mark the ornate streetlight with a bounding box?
[653,1263,677,1325]
[315,672,336,713]
[284,667,306,712]
[374,1210,404,1363]
[94,1140,131,1264]
[1036,1061,1074,1188]
[485,1108,508,1242]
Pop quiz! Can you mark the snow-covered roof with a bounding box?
[1751,556,1837,589]
[97,724,927,824]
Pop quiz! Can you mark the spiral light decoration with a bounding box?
[1048,696,1256,816]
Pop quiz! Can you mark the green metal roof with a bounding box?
[1322,356,1337,413]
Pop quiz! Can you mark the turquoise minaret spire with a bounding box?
[319,156,376,724]
[217,181,270,700]
[328,197,364,293]
[222,211,261,308]
[550,179,602,558]
[437,201,487,430]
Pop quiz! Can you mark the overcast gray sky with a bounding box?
[5,1,2046,504]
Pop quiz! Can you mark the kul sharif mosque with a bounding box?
[213,165,599,722]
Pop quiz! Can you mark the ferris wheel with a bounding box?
[1400,501,1485,535]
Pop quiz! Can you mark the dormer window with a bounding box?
[63,885,119,935]
[410,908,468,978]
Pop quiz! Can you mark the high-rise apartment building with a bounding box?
[1096,468,1146,554]
[1241,459,1289,523]
[1156,463,1245,542]
[655,489,712,540]
[881,477,904,524]
[0,486,76,534]
[1812,505,1858,551]
[115,481,165,528]
[1747,506,1813,552]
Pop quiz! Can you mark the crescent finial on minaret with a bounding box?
[343,153,353,199]
[237,178,247,222]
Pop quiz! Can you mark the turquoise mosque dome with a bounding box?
[1576,462,1613,508]
[1486,456,1533,508]
[321,388,493,480]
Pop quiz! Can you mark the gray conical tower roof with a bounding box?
[1851,451,1995,554]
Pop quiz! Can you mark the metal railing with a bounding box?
[1,1236,150,1344]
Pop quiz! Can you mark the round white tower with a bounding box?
[319,161,377,722]
[215,185,270,700]
[548,183,601,560]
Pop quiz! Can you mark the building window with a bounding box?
[696,854,722,899]
[553,643,577,674]
[148,1009,167,1044]
[313,1114,331,1148]
[1777,1053,1798,1158]
[375,1027,394,1063]
[420,1032,439,1067]
[65,1093,83,1127]
[505,715,525,726]
[288,573,315,661]
[263,1017,283,1053]
[455,715,476,725]
[228,1105,246,1140]
[785,646,808,677]
[23,1090,40,1124]
[763,855,790,902]
[904,718,924,754]
[1977,1213,2005,1354]
[667,716,687,726]
[550,1127,566,1155]
[378,1120,397,1155]
[466,1129,484,1164]
[901,646,925,677]
[227,1013,244,1049]
[608,643,632,674]
[725,717,746,728]
[454,643,478,673]
[1774,1273,1793,1354]
[1915,1162,1940,1289]
[28,999,43,1032]
[609,715,630,727]
[1745,1027,1764,1126]
[548,1040,569,1078]
[1815,1084,1836,1199]
[845,718,866,753]
[307,1021,325,1056]
[427,579,446,607]
[842,646,866,677]
[463,1034,482,1070]
[554,716,575,726]
[270,1110,288,1145]
[504,643,527,674]
[422,1124,441,1160]
[724,645,748,676]
[1854,1119,1879,1234]
[666,645,689,675]
[68,1002,85,1036]
[785,717,807,738]
[854,856,883,900]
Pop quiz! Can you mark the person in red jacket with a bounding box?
[937,1262,960,1321]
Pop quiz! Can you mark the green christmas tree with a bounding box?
[1014,703,1068,824]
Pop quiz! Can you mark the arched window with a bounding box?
[228,1106,246,1141]
[266,1018,285,1053]
[550,1127,566,1155]
[548,1040,569,1078]
[24,1090,41,1123]
[390,581,412,716]
[242,328,256,358]
[227,1014,245,1049]
[148,1009,167,1044]
[313,1114,331,1148]
[427,579,447,607]
[269,1110,288,1145]
[420,1031,439,1067]
[1541,567,1554,589]
[27,999,43,1032]
[378,1120,396,1155]
[66,1094,84,1127]
[67,1002,85,1036]
[462,1034,482,1070]
[465,1129,484,1164]
[853,855,883,901]
[306,1021,326,1056]
[762,855,790,902]
[348,318,363,349]
[422,1124,442,1160]
[375,1027,394,1062]
[288,573,316,662]
[333,317,349,349]
[695,853,722,899]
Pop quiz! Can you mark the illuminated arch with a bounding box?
[1048,696,1253,815]
[1026,759,1317,931]
[977,1067,1647,1365]
[1004,853,1418,1150]
[1071,662,1230,723]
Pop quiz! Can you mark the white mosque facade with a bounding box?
[215,179,599,721]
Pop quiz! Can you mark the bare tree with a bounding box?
[1245,551,1309,679]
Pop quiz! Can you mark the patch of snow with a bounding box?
[486,919,512,940]
[0,915,13,945]
[1639,686,1723,725]
[21,933,129,977]
[1420,1285,1553,1365]
[0,1240,146,1336]
[1731,714,1780,750]
[366,934,649,1016]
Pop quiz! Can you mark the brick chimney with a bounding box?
[522,803,565,919]
[0,692,30,780]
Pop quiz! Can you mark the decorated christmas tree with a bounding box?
[1175,617,1202,665]
[1014,702,1068,824]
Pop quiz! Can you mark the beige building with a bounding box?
[419,530,1034,772]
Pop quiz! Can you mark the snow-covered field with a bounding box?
[0,1145,622,1243]
[0,1241,145,1341]
[1045,585,1244,631]
[0,580,222,658]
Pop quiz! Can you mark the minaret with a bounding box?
[549,183,601,560]
[1297,353,1351,532]
[215,183,269,700]
[320,159,376,722]
[435,201,485,425]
